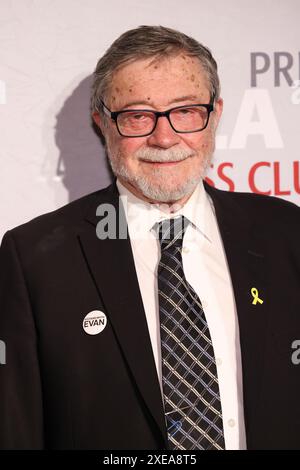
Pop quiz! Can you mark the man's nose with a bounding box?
[147,116,181,148]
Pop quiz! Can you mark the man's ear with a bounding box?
[92,111,105,133]
[212,97,223,130]
[215,98,223,125]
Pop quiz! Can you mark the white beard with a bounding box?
[106,144,214,203]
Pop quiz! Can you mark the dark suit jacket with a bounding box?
[0,181,300,449]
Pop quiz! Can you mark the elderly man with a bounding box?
[0,26,300,450]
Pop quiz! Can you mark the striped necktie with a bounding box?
[156,215,225,450]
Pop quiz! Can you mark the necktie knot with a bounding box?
[156,216,190,251]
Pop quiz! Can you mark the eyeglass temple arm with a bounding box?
[97,99,113,118]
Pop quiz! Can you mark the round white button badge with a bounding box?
[83,310,107,335]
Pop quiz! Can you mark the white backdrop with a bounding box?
[0,0,299,239]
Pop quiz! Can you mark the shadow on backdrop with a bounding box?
[55,75,113,203]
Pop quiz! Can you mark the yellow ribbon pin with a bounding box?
[251,287,264,305]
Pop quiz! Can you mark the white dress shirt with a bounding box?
[116,179,247,450]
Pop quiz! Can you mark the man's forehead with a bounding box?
[114,53,203,77]
[107,54,209,107]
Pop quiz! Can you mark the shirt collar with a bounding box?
[116,179,213,243]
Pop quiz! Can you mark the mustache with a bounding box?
[135,148,196,163]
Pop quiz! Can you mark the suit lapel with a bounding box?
[78,182,167,445]
[205,183,270,439]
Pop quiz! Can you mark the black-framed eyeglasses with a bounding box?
[98,96,215,138]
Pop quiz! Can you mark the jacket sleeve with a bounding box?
[0,230,44,449]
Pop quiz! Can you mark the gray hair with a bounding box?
[91,25,220,114]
